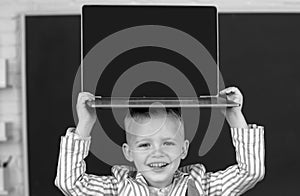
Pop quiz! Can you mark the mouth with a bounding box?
[147,162,169,169]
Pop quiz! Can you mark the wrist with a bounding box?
[226,109,243,118]
[76,121,94,137]
[226,110,248,129]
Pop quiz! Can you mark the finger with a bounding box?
[225,87,237,94]
[219,89,228,95]
[229,87,241,94]
[78,92,95,105]
[227,95,239,102]
[220,87,235,94]
[84,92,96,99]
[80,96,95,104]
[227,95,243,107]
[79,92,95,99]
[219,88,233,95]
[220,87,240,95]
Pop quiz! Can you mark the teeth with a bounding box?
[148,162,168,168]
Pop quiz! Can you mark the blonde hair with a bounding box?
[124,108,184,142]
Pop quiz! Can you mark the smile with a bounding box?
[147,162,169,168]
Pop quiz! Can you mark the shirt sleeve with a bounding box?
[203,124,265,196]
[54,128,118,196]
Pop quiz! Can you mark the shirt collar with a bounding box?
[135,171,148,184]
[174,169,189,179]
[134,168,189,186]
[112,165,189,186]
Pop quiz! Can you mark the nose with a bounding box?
[150,144,165,157]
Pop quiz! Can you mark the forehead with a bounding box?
[127,115,183,142]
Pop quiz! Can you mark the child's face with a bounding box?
[122,115,189,188]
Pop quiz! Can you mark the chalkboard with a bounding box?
[24,13,300,196]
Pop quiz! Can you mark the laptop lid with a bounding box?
[81,5,219,101]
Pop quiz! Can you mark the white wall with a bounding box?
[0,0,299,195]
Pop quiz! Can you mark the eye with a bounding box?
[164,141,175,146]
[138,143,150,148]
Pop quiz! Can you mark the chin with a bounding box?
[142,165,176,186]
[137,160,181,185]
[145,175,173,187]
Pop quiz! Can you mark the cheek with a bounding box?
[132,151,148,164]
[170,151,182,161]
[164,146,182,155]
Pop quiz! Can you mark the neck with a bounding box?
[146,177,173,188]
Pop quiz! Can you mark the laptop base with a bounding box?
[87,97,240,108]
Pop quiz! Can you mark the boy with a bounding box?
[55,87,265,195]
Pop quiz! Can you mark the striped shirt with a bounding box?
[55,124,265,196]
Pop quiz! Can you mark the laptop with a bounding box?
[81,5,239,108]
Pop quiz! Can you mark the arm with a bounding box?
[203,125,265,196]
[54,128,119,195]
[220,86,247,129]
[55,92,119,195]
[203,87,265,195]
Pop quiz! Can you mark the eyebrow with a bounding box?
[134,139,151,145]
[134,137,176,144]
[162,137,176,141]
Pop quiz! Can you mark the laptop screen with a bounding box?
[82,5,218,98]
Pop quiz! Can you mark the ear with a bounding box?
[122,143,134,162]
[181,140,190,160]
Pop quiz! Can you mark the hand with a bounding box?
[219,86,243,115]
[76,92,96,137]
[219,87,247,128]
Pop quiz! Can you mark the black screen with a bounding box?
[82,5,218,97]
